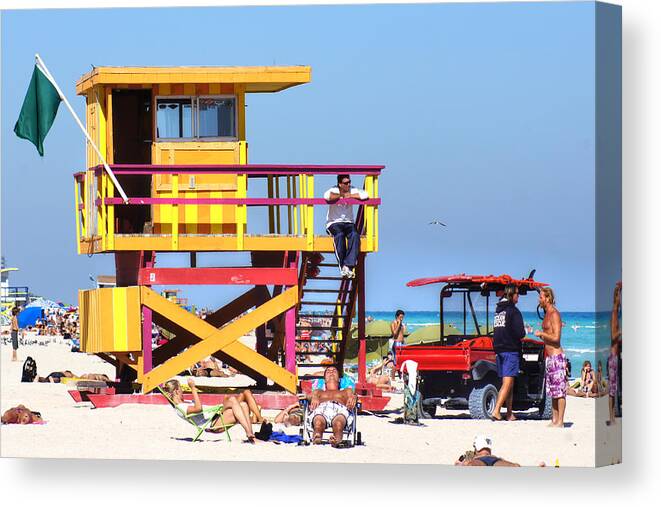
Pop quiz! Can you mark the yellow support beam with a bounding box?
[171,174,179,249]
[237,173,247,250]
[374,177,379,251]
[107,178,115,250]
[306,175,314,249]
[292,175,299,235]
[364,176,374,252]
[100,173,107,250]
[140,286,298,393]
[74,178,82,255]
[299,174,306,234]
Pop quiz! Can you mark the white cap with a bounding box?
[473,435,493,452]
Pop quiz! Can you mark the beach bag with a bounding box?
[255,421,273,441]
[21,356,37,383]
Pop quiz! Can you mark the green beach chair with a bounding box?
[158,386,232,442]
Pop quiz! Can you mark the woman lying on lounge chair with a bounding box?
[163,378,262,443]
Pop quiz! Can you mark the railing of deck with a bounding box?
[73,164,383,253]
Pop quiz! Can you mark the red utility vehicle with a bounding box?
[396,273,553,419]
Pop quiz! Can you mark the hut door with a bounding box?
[112,89,153,233]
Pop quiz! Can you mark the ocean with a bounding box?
[365,310,613,378]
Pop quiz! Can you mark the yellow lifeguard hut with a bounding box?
[74,66,383,394]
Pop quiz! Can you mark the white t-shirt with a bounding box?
[176,402,210,426]
[323,186,369,228]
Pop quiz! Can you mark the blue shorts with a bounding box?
[496,352,520,378]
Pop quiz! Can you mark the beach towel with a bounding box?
[270,431,303,444]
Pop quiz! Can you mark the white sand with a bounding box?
[1,340,621,466]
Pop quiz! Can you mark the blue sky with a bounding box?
[1,2,606,311]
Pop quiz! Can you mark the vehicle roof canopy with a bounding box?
[406,274,548,290]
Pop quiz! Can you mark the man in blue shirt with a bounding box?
[490,285,526,421]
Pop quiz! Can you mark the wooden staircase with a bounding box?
[296,255,358,381]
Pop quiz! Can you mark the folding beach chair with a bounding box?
[299,398,362,447]
[157,386,232,442]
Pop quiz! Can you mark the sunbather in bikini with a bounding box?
[36,370,75,383]
[163,378,260,443]
[191,356,232,378]
[35,371,109,383]
[579,361,597,397]
[367,356,394,391]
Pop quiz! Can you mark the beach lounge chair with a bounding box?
[157,386,232,442]
[298,398,362,447]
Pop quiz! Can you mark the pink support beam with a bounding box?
[91,163,385,177]
[357,254,367,385]
[285,306,296,374]
[285,259,298,374]
[102,197,381,206]
[138,267,298,286]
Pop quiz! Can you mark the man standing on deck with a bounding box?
[490,285,526,421]
[323,174,368,279]
[535,287,567,428]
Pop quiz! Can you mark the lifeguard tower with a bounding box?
[74,66,383,394]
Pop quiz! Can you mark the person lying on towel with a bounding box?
[2,405,43,424]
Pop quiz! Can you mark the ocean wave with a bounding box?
[564,347,612,355]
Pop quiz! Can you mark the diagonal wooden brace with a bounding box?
[140,286,298,393]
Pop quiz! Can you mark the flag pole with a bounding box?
[34,54,129,203]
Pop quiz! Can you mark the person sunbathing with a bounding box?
[273,402,304,430]
[191,356,232,378]
[307,366,358,447]
[163,378,259,443]
[36,370,75,383]
[579,361,597,397]
[367,356,394,391]
[79,373,111,382]
[454,436,522,467]
[2,405,43,425]
[34,371,109,383]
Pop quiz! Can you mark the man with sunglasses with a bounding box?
[323,174,368,278]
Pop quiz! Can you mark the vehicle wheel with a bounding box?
[356,431,362,446]
[468,382,498,419]
[417,397,436,419]
[538,394,553,420]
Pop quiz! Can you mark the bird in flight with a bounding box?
[429,219,446,226]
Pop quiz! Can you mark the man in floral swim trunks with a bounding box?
[308,366,357,447]
[535,287,567,428]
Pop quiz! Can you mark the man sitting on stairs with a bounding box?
[323,174,368,279]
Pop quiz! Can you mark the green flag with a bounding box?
[14,64,62,156]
